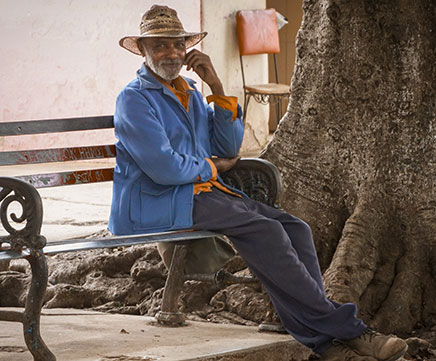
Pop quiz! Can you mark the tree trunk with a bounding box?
[262,0,435,336]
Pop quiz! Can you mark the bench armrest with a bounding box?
[220,158,282,208]
[0,177,46,252]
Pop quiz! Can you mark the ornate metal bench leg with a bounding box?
[0,177,56,360]
[23,249,56,361]
[156,244,188,326]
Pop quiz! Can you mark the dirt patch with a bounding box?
[0,345,28,353]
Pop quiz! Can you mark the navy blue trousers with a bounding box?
[192,189,367,354]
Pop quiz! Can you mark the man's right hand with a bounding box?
[211,157,240,173]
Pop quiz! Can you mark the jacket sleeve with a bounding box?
[206,98,244,158]
[114,88,214,186]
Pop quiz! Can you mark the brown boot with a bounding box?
[346,328,408,361]
[320,343,378,360]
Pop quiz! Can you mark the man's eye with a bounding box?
[176,42,186,49]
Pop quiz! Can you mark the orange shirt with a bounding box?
[161,76,241,197]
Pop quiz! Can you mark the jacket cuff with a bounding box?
[205,158,218,180]
[196,157,217,181]
[206,95,238,121]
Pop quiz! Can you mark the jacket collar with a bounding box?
[137,63,196,92]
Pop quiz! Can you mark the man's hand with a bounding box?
[184,49,224,96]
[211,157,240,173]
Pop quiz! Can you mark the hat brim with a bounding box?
[119,32,207,56]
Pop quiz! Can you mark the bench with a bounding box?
[0,115,282,361]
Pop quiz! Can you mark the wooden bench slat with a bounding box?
[16,168,114,188]
[0,115,114,136]
[0,145,116,166]
[0,230,219,261]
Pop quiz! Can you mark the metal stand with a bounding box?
[156,244,189,326]
[0,177,56,361]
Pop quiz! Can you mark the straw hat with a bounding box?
[119,5,207,56]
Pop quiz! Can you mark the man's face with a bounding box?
[141,37,186,81]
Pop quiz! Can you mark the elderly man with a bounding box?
[109,5,407,361]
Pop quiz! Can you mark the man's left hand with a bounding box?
[211,157,240,173]
[184,49,224,96]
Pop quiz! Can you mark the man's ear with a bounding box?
[137,39,146,57]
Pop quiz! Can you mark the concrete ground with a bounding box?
[0,155,315,361]
[0,308,312,361]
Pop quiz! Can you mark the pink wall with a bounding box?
[0,0,202,151]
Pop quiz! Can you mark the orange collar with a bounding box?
[160,76,193,111]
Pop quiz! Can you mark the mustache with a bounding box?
[159,59,183,66]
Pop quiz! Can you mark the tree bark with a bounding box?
[262,0,436,335]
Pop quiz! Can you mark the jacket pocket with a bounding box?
[130,181,174,230]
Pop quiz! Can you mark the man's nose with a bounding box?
[167,51,179,59]
[166,45,183,58]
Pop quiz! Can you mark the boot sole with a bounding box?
[381,344,408,361]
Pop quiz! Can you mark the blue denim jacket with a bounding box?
[108,64,244,235]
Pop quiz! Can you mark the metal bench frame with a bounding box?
[0,115,282,361]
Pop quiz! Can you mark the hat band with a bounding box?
[141,20,184,33]
[140,29,188,37]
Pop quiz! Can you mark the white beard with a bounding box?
[144,49,183,81]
